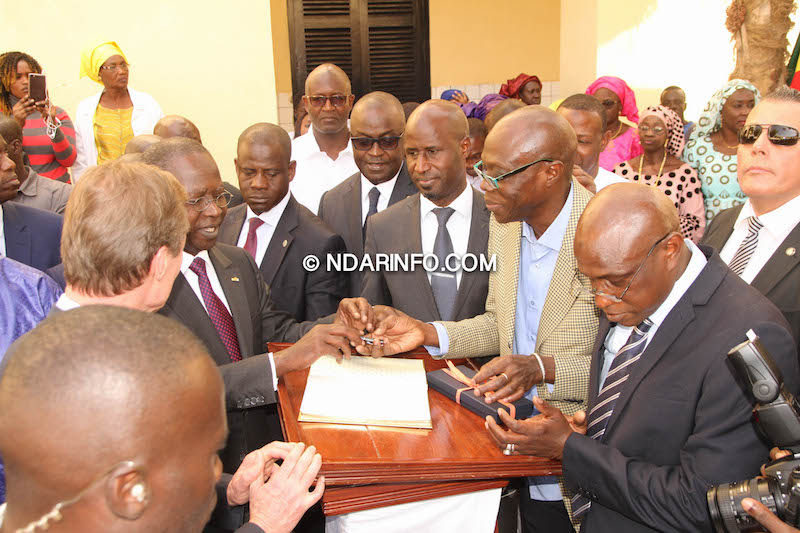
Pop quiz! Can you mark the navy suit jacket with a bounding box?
[563,247,800,532]
[3,202,62,272]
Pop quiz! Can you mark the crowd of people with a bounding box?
[1,37,800,533]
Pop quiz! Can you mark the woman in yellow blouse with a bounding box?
[73,40,163,181]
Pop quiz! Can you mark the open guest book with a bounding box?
[298,355,433,429]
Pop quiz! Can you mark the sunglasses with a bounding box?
[306,94,350,107]
[351,135,402,151]
[738,124,800,146]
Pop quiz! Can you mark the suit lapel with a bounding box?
[163,275,231,367]
[347,178,364,256]
[589,318,613,406]
[261,197,298,285]
[389,163,417,205]
[410,195,441,320]
[209,246,255,358]
[535,183,589,351]
[503,219,523,347]
[751,222,800,296]
[453,189,489,315]
[219,204,247,246]
[3,204,31,266]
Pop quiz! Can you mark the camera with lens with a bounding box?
[707,329,800,532]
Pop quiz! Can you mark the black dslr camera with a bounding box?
[707,329,800,532]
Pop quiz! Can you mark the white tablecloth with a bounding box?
[325,487,502,533]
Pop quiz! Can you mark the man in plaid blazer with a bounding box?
[371,106,600,532]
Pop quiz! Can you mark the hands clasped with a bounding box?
[335,298,426,357]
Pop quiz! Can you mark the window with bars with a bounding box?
[287,0,430,104]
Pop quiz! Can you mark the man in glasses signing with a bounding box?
[290,63,358,214]
[702,86,800,353]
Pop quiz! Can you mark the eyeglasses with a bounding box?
[186,191,233,212]
[351,135,402,151]
[579,232,670,303]
[306,95,350,107]
[100,62,130,73]
[472,158,555,189]
[638,125,665,134]
[738,124,800,146]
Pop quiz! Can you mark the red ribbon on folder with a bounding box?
[443,360,516,419]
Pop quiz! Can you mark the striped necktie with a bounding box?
[728,216,764,276]
[572,319,654,519]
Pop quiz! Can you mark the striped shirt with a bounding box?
[10,96,77,184]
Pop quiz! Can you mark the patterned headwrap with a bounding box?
[639,105,685,157]
[79,40,127,84]
[499,73,541,99]
[585,76,640,123]
[695,79,761,136]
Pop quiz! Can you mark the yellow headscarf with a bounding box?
[79,40,127,84]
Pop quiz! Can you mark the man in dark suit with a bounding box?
[484,183,800,532]
[0,133,61,272]
[360,99,489,322]
[219,123,347,321]
[318,92,417,296]
[701,86,800,352]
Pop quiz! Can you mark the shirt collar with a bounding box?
[55,293,81,311]
[522,183,574,251]
[360,163,403,203]
[419,180,473,220]
[17,167,39,197]
[646,239,708,329]
[300,126,355,160]
[245,190,291,228]
[735,196,800,240]
[181,249,212,274]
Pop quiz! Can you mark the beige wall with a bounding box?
[0,0,278,184]
[269,0,562,97]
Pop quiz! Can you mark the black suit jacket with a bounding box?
[158,244,315,475]
[218,195,348,321]
[360,188,490,322]
[317,164,417,296]
[3,202,62,272]
[701,204,800,352]
[562,248,800,532]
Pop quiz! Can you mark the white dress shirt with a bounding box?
[0,203,5,257]
[419,183,473,288]
[289,128,359,215]
[55,293,81,311]
[595,167,628,191]
[235,191,292,267]
[360,167,401,225]
[466,173,485,193]
[719,196,800,284]
[180,250,233,315]
[600,240,707,389]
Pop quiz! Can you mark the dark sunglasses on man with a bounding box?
[306,94,349,107]
[738,124,800,146]
[351,136,402,151]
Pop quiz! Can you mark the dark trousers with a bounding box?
[520,487,574,533]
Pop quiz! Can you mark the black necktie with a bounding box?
[363,187,380,242]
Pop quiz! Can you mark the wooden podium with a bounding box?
[271,344,562,516]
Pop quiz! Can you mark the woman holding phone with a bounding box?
[72,40,163,181]
[0,51,77,183]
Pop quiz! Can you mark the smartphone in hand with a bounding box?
[28,73,46,103]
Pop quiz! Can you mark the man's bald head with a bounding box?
[575,183,687,327]
[484,99,527,131]
[350,92,406,184]
[0,115,22,145]
[125,134,162,154]
[304,63,351,95]
[406,99,468,141]
[154,115,202,144]
[237,122,291,161]
[0,306,225,530]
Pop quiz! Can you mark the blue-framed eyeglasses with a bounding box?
[472,158,555,189]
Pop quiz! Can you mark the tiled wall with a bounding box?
[276,81,561,133]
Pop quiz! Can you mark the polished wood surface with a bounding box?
[271,343,562,486]
[322,480,508,516]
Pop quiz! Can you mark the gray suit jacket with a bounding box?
[318,164,417,296]
[360,188,490,323]
[701,204,800,352]
[218,195,348,321]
